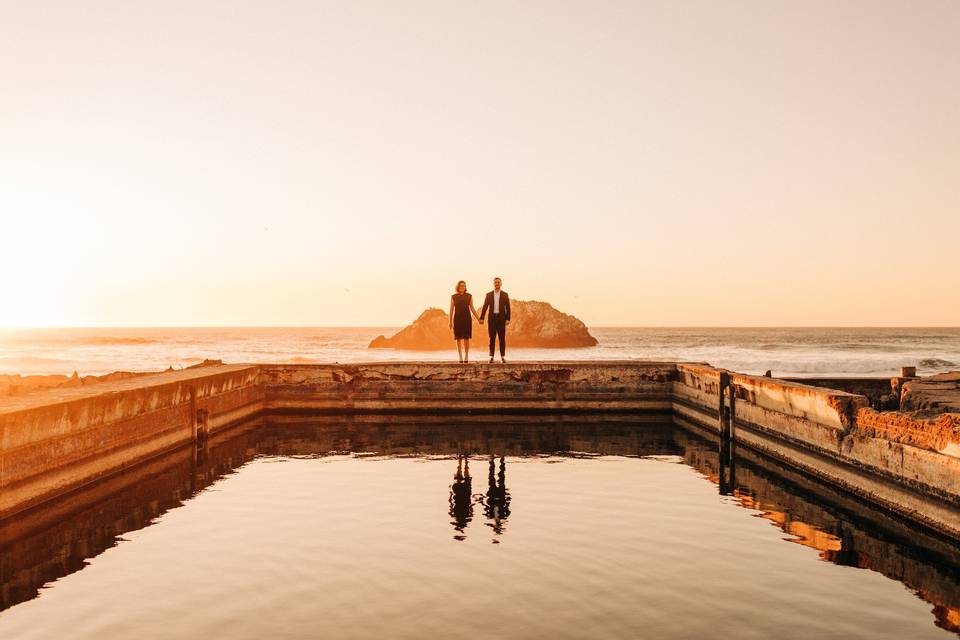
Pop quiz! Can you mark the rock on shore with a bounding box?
[369,300,598,350]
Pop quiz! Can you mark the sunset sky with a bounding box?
[2,1,958,327]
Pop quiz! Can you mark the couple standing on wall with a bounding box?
[449,277,510,364]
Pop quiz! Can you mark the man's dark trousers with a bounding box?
[488,313,506,357]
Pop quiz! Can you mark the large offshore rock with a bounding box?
[369,300,598,350]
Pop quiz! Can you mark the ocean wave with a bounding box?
[0,336,162,347]
[0,356,73,365]
[918,358,957,369]
[2,328,959,378]
[710,356,960,377]
[756,344,787,351]
[73,337,161,346]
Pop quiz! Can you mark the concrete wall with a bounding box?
[0,365,262,519]
[0,417,267,611]
[672,426,960,632]
[785,376,897,409]
[672,363,960,538]
[0,361,675,520]
[2,360,960,540]
[261,361,676,414]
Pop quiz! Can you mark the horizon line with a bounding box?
[2,325,959,330]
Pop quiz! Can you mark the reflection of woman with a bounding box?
[448,454,473,540]
[449,280,481,363]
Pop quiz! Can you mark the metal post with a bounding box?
[718,371,730,435]
[717,372,737,495]
[727,382,736,443]
[726,383,736,491]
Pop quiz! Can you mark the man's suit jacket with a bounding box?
[480,290,511,321]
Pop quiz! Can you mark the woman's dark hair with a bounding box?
[455,280,467,294]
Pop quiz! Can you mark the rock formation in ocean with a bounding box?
[368,300,598,350]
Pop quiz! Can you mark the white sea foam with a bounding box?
[0,327,957,378]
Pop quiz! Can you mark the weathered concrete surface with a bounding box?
[902,372,960,413]
[369,300,598,350]
[0,361,675,519]
[3,359,960,541]
[673,364,867,454]
[0,364,262,519]
[786,376,900,410]
[856,408,960,454]
[673,363,960,538]
[262,361,675,414]
[676,407,960,539]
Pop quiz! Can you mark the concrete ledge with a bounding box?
[0,364,262,518]
[261,361,676,414]
[675,407,960,540]
[2,359,960,541]
[675,364,867,429]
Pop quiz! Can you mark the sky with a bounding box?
[1,0,958,327]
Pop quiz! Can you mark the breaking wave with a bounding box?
[918,358,957,369]
[72,337,161,346]
[1,327,958,377]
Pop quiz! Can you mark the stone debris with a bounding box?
[856,407,960,453]
[901,372,960,413]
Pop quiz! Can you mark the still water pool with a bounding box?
[1,417,959,639]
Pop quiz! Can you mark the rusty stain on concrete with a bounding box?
[855,407,960,454]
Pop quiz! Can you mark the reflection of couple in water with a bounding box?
[448,454,511,541]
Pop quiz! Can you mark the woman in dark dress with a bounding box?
[449,280,480,363]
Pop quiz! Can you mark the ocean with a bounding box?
[1,327,958,378]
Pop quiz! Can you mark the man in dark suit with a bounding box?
[479,277,511,363]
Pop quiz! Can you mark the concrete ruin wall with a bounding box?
[0,365,262,519]
[784,376,898,409]
[673,364,960,538]
[260,361,676,414]
[2,361,959,538]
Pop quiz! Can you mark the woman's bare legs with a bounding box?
[463,339,470,363]
[456,339,464,363]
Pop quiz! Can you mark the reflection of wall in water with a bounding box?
[262,416,680,459]
[0,419,266,612]
[672,424,960,634]
[5,415,960,636]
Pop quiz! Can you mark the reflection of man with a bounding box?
[448,454,473,540]
[484,455,511,537]
[479,277,511,364]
